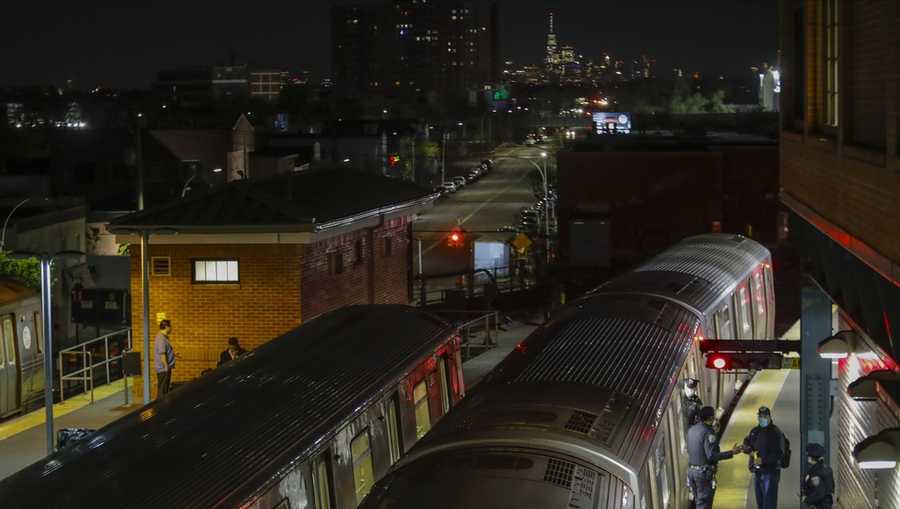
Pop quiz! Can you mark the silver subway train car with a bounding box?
[0,288,45,418]
[362,234,774,509]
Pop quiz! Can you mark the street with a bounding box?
[414,144,554,279]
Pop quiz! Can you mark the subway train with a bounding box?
[0,291,45,417]
[361,234,775,509]
[0,305,464,509]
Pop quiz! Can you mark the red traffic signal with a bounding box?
[388,154,401,168]
[447,227,465,248]
[707,353,732,370]
[706,352,785,370]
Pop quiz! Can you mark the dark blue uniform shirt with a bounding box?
[688,422,734,466]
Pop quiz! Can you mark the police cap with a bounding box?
[806,443,825,459]
[757,406,772,417]
[699,406,716,421]
[685,378,698,389]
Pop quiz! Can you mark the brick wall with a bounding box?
[781,134,900,263]
[129,243,302,400]
[300,217,412,321]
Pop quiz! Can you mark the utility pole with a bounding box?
[441,132,448,185]
[39,257,54,455]
[140,230,151,404]
[135,114,144,211]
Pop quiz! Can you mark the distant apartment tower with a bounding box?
[332,4,382,98]
[332,0,497,101]
[249,70,289,102]
[545,11,559,74]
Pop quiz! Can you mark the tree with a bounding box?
[0,251,41,290]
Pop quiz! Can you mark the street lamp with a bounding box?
[1,198,30,251]
[11,249,84,455]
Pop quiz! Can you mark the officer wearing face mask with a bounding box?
[687,406,743,509]
[802,443,834,509]
[683,378,703,428]
[742,406,790,509]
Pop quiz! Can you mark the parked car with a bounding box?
[441,182,457,193]
[497,225,519,233]
[481,159,493,171]
[452,176,467,188]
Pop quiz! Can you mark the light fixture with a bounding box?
[212,168,223,173]
[848,370,900,401]
[854,428,900,470]
[540,152,548,158]
[817,330,856,359]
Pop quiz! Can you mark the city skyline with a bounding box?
[2,1,777,89]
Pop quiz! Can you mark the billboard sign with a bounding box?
[593,112,632,135]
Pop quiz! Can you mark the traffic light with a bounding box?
[388,154,401,168]
[706,352,785,370]
[447,227,465,248]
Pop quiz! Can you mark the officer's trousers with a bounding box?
[753,469,780,509]
[688,468,715,509]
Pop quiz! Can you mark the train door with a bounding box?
[1,314,19,414]
[0,316,7,414]
[384,393,403,464]
[437,356,452,415]
[713,303,737,410]
[763,263,775,337]
[413,380,431,439]
[311,451,335,509]
[734,284,753,340]
[350,429,376,507]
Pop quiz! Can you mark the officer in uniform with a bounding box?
[687,406,742,509]
[742,406,788,509]
[802,443,834,509]
[683,378,703,428]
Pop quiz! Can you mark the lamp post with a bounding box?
[540,151,550,263]
[1,198,30,252]
[441,132,449,185]
[12,249,83,455]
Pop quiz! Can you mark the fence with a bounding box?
[415,265,535,306]
[442,310,501,361]
[58,328,132,403]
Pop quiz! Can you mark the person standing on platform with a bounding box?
[742,406,790,509]
[802,443,834,509]
[154,319,176,397]
[687,406,743,509]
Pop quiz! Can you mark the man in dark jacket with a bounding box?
[802,443,834,509]
[687,406,742,509]
[683,378,703,429]
[742,406,788,509]
[218,337,247,367]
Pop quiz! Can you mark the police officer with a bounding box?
[802,443,834,509]
[687,406,742,509]
[683,378,703,428]
[742,407,789,509]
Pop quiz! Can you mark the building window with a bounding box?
[384,237,393,257]
[413,380,431,439]
[354,239,364,265]
[193,259,239,283]
[825,0,840,128]
[351,430,376,504]
[151,257,171,276]
[329,252,344,275]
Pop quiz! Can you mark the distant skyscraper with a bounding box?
[545,11,560,75]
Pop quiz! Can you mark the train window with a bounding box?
[385,394,402,464]
[2,316,15,365]
[655,431,671,508]
[33,312,42,353]
[413,380,431,439]
[714,305,733,340]
[351,430,376,505]
[438,357,451,414]
[312,452,333,509]
[750,271,767,340]
[737,287,752,339]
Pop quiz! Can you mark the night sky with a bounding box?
[1,1,777,88]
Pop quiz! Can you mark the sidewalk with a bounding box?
[716,321,802,508]
[0,378,141,480]
[462,317,540,387]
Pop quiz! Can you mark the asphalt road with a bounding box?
[413,144,554,277]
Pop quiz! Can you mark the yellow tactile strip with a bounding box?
[0,378,132,441]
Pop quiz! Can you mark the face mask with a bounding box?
[758,417,770,428]
[684,388,696,398]
[807,456,817,465]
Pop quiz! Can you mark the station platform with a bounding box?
[716,321,802,508]
[462,316,540,387]
[0,378,141,480]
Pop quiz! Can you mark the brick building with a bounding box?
[557,134,779,271]
[110,168,436,399]
[780,1,900,507]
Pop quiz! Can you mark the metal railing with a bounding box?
[59,328,132,403]
[416,265,535,306]
[450,310,501,361]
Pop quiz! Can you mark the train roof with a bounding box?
[596,234,770,314]
[0,305,456,509]
[404,293,698,479]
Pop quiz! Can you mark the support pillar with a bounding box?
[800,279,833,479]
